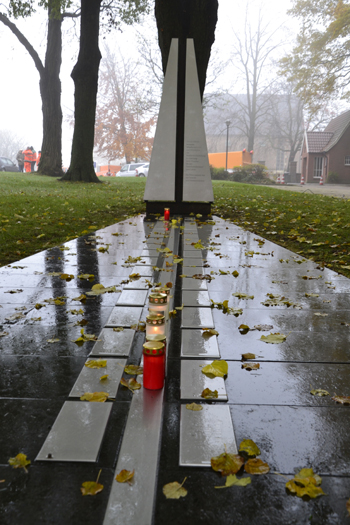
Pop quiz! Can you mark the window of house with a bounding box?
[314,157,323,178]
[345,156,350,166]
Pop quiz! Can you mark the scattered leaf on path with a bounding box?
[239,439,261,457]
[332,394,350,405]
[260,333,287,344]
[186,403,203,411]
[163,478,187,499]
[211,452,245,476]
[81,480,104,496]
[242,363,260,371]
[85,359,107,369]
[202,328,219,338]
[310,389,330,397]
[120,377,141,392]
[201,360,228,378]
[80,392,109,402]
[201,388,218,399]
[116,469,135,485]
[241,353,256,361]
[215,474,251,489]
[244,458,270,475]
[8,453,31,472]
[124,365,143,375]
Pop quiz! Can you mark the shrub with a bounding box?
[231,163,269,183]
[327,171,339,183]
[210,166,230,180]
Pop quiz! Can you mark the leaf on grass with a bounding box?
[163,478,187,499]
[85,359,107,369]
[239,439,260,457]
[242,363,260,371]
[260,333,287,344]
[202,360,228,378]
[80,392,109,402]
[202,328,219,338]
[116,469,135,485]
[310,389,330,397]
[186,403,203,411]
[124,365,143,375]
[201,388,218,399]
[211,452,245,476]
[331,394,350,405]
[215,474,251,489]
[8,453,30,472]
[120,377,141,392]
[81,481,103,496]
[244,458,270,475]
[241,353,256,360]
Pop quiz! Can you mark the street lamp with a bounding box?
[225,120,231,171]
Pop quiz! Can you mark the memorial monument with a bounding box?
[144,38,214,215]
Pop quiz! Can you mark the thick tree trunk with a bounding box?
[38,5,64,177]
[61,0,102,182]
[154,0,218,100]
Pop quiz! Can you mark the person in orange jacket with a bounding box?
[36,151,41,170]
[23,147,33,173]
[30,147,37,172]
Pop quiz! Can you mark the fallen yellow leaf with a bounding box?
[8,453,30,472]
[163,478,187,499]
[116,469,134,485]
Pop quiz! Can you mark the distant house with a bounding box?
[301,110,350,183]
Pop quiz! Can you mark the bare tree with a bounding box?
[94,45,155,163]
[230,10,282,151]
[0,129,25,162]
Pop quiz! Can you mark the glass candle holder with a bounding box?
[152,287,171,303]
[146,313,166,336]
[148,292,168,316]
[143,341,165,390]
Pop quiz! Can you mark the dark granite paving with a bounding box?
[1,216,350,525]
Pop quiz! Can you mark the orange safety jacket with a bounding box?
[23,149,35,162]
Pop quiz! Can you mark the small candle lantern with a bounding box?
[164,208,170,221]
[146,313,166,336]
[149,293,168,316]
[152,286,171,303]
[143,341,165,390]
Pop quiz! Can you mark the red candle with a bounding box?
[143,341,165,390]
[164,208,170,220]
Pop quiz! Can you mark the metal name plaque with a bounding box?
[183,40,214,202]
[144,39,178,202]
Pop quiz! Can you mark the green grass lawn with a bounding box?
[1,174,350,278]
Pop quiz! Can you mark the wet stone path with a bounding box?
[0,215,350,524]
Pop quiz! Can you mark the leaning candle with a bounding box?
[164,208,170,220]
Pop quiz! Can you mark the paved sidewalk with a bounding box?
[269,182,350,198]
[0,215,350,524]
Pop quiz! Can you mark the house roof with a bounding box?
[323,109,350,151]
[306,132,334,152]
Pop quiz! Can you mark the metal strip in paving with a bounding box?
[36,401,112,462]
[180,360,227,401]
[69,358,127,398]
[103,387,164,525]
[116,290,148,306]
[182,290,211,307]
[179,405,237,466]
[181,329,220,358]
[105,307,143,328]
[181,307,214,328]
[89,328,135,357]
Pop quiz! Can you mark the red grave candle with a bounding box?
[143,341,165,390]
[164,208,170,220]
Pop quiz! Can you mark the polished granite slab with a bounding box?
[181,307,214,328]
[181,329,220,358]
[90,328,135,357]
[180,360,227,401]
[69,358,127,398]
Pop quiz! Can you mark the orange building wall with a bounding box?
[208,151,252,169]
